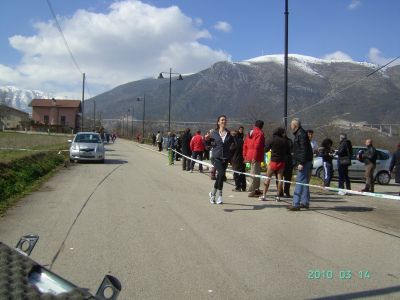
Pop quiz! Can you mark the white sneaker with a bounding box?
[338,191,346,195]
[275,196,281,202]
[216,196,223,204]
[259,195,267,201]
[209,192,216,204]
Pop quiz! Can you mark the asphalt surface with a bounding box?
[1,139,400,299]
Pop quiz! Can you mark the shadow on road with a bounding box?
[104,159,128,165]
[310,206,374,212]
[311,197,347,202]
[222,202,287,212]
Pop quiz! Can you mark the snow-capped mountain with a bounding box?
[0,86,46,113]
[239,54,379,78]
[86,53,400,125]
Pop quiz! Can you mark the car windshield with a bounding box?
[74,134,101,143]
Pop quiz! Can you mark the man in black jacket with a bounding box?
[181,128,192,171]
[390,143,400,196]
[287,118,313,211]
[230,130,246,192]
[361,139,377,192]
[337,133,353,195]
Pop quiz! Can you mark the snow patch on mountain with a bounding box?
[238,54,379,77]
[0,86,46,112]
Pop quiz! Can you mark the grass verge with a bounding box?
[0,151,67,215]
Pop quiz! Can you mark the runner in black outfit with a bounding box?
[205,115,234,205]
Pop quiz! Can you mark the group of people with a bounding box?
[153,116,400,208]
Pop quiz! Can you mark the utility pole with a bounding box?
[131,105,134,138]
[93,99,96,130]
[142,93,146,141]
[81,73,85,131]
[284,0,289,131]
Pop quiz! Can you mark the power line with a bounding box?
[46,0,82,75]
[46,0,97,101]
[287,55,400,120]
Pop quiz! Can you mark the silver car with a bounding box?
[69,132,105,163]
[312,146,392,185]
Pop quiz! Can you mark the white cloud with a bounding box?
[348,0,362,10]
[322,51,353,61]
[368,48,399,66]
[0,0,230,98]
[214,21,232,33]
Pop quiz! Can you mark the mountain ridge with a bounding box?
[85,54,400,125]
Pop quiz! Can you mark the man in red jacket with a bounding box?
[243,120,265,197]
[190,130,205,173]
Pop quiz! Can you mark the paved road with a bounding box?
[1,139,400,299]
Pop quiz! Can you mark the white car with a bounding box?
[312,146,392,185]
[69,132,105,163]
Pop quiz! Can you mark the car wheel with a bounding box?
[316,167,324,180]
[376,171,391,185]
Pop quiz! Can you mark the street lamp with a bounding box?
[130,104,134,138]
[158,68,183,132]
[126,111,130,138]
[137,93,146,142]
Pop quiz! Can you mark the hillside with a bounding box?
[85,54,400,125]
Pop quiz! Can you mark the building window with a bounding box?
[61,116,66,125]
[44,115,49,124]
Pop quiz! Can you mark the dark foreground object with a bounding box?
[0,235,121,299]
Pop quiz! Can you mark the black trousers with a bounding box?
[157,142,163,151]
[233,163,246,191]
[276,163,293,196]
[338,164,351,189]
[212,158,228,191]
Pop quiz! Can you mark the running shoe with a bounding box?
[259,195,267,201]
[209,192,216,204]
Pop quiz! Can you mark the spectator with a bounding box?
[167,132,175,165]
[111,132,117,143]
[156,131,163,151]
[287,118,313,211]
[230,129,246,192]
[360,139,377,192]
[260,127,290,201]
[243,120,265,197]
[390,143,400,196]
[205,137,216,180]
[181,128,192,171]
[190,130,205,173]
[175,133,182,161]
[237,126,245,139]
[337,133,353,195]
[278,130,294,198]
[320,138,334,187]
[206,115,234,205]
[152,133,156,146]
[307,129,318,155]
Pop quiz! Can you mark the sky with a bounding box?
[0,0,399,99]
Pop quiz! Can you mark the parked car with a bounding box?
[68,132,105,163]
[312,146,392,185]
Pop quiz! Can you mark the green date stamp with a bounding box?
[308,269,370,280]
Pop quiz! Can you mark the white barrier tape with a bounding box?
[1,147,69,156]
[169,148,400,201]
[0,147,69,153]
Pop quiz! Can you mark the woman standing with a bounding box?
[259,127,290,202]
[205,115,233,205]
